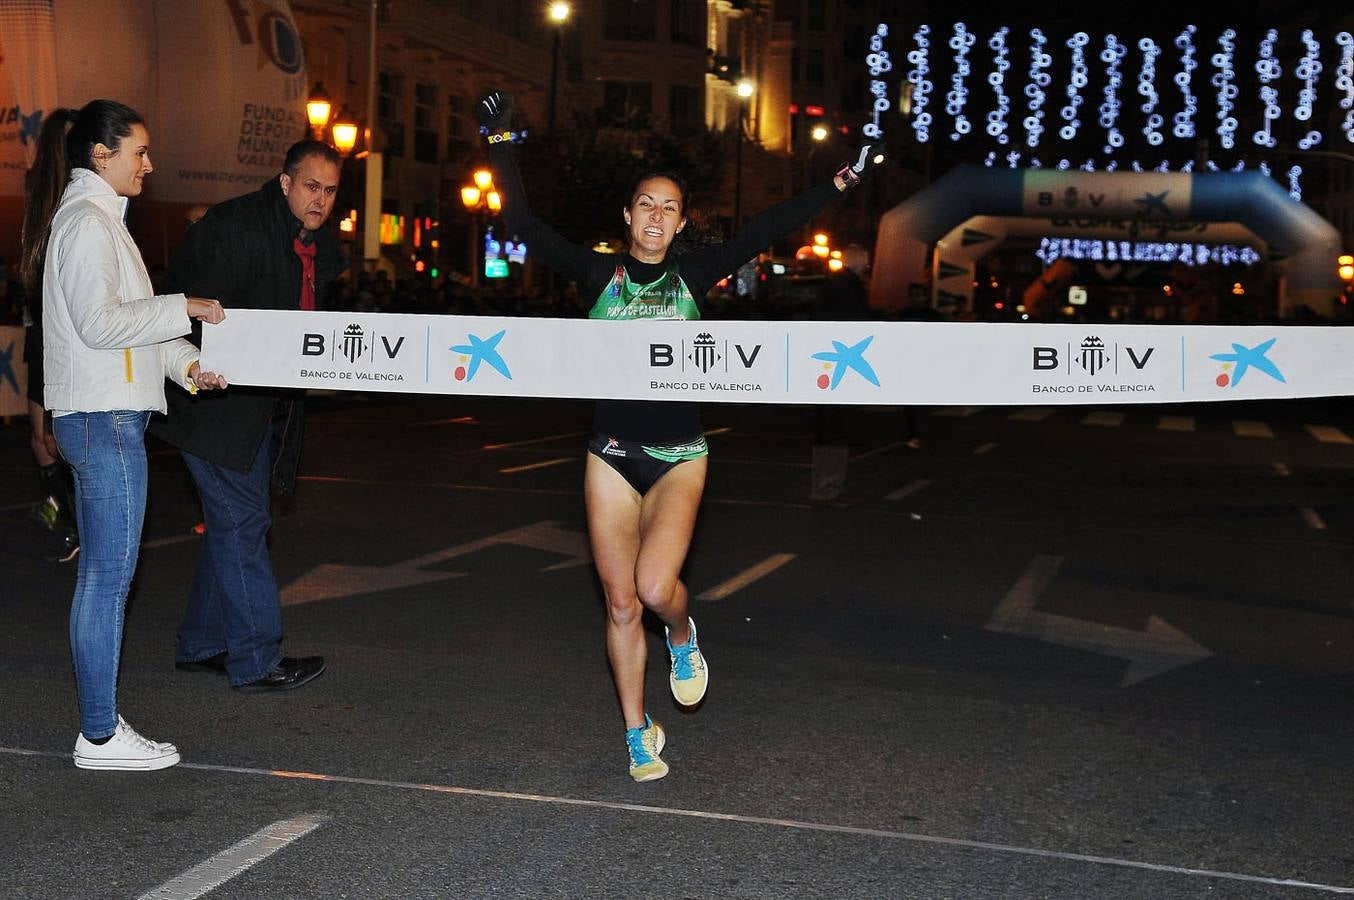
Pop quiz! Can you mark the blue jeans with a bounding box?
[177,428,283,686]
[52,411,151,739]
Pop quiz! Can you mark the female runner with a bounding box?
[479,91,878,780]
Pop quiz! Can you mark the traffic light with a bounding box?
[1339,254,1354,282]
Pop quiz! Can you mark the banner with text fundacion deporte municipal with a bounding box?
[200,310,1354,406]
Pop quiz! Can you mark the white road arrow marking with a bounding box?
[281,521,592,605]
[697,553,797,602]
[985,555,1212,686]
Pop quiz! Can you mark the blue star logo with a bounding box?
[1134,190,1171,216]
[811,336,880,390]
[1210,338,1285,387]
[0,338,18,394]
[449,329,513,382]
[18,108,43,148]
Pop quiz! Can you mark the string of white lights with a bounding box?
[1138,38,1164,146]
[947,22,976,140]
[1212,29,1238,149]
[1025,28,1052,148]
[986,26,1012,145]
[1059,32,1090,140]
[864,23,892,140]
[907,24,933,143]
[1295,29,1322,148]
[1172,26,1198,139]
[1288,164,1303,200]
[1100,34,1126,154]
[1036,237,1262,267]
[1253,29,1280,148]
[1338,32,1354,142]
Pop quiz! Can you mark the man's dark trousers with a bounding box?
[175,419,285,686]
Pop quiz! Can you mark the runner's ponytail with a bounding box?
[19,107,76,292]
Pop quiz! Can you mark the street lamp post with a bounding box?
[547,2,571,132]
[331,109,361,281]
[734,79,754,229]
[363,0,383,273]
[461,169,500,288]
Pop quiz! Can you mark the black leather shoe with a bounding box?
[232,656,326,693]
[42,531,79,564]
[175,653,228,674]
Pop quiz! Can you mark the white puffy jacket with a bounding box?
[43,167,198,415]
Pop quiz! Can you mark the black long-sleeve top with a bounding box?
[488,142,842,444]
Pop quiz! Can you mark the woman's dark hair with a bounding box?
[20,99,145,291]
[626,171,721,257]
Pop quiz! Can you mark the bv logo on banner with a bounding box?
[201,310,1354,406]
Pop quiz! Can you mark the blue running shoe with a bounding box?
[625,713,668,782]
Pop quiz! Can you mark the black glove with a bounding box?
[835,143,884,190]
[477,91,514,132]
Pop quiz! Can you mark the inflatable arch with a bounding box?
[0,0,309,261]
[870,165,1342,317]
[931,215,1269,313]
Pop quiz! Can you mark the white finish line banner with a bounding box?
[200,310,1354,406]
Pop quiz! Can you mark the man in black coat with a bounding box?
[151,140,343,692]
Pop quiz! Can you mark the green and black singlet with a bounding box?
[488,142,841,452]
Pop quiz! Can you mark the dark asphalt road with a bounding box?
[2,394,1353,899]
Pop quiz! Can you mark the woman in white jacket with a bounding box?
[20,100,227,771]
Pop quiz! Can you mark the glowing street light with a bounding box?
[306,82,332,140]
[810,124,829,142]
[331,106,359,156]
[548,1,571,23]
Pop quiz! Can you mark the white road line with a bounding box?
[483,431,587,450]
[411,415,478,427]
[886,479,933,501]
[696,553,796,602]
[704,426,733,436]
[136,813,328,900]
[851,440,905,461]
[1081,411,1126,427]
[1234,420,1274,439]
[1305,424,1354,445]
[1272,461,1292,477]
[1008,407,1054,422]
[974,442,998,456]
[498,458,572,474]
[2,748,1343,896]
[1300,507,1328,531]
[934,406,981,417]
[1157,416,1194,432]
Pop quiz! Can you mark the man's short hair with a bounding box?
[283,140,341,177]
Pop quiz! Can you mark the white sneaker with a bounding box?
[73,716,180,771]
